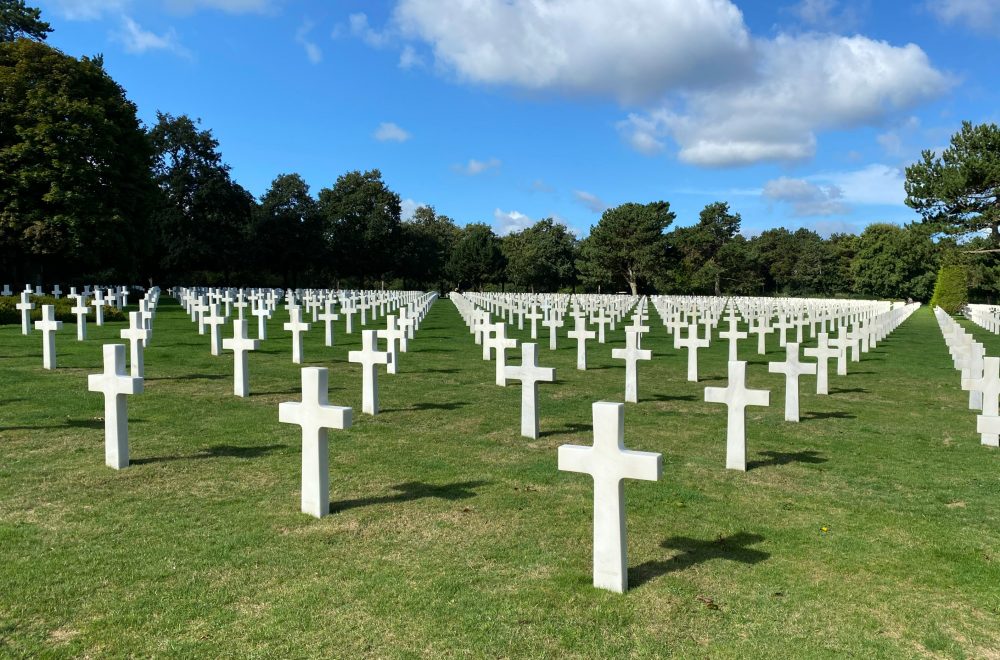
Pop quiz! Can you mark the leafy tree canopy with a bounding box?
[1,0,51,42]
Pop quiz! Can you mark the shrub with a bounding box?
[930,265,969,314]
[0,296,126,325]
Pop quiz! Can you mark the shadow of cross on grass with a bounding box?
[131,444,286,465]
[629,533,769,589]
[330,480,488,514]
[747,450,827,470]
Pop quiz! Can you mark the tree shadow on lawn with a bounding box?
[1,417,143,431]
[747,450,827,470]
[630,532,769,588]
[131,443,286,465]
[330,480,489,514]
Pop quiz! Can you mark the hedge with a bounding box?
[930,265,969,314]
[0,296,126,325]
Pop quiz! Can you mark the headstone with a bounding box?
[489,322,518,386]
[675,323,710,382]
[348,330,391,415]
[92,290,105,327]
[205,304,226,356]
[15,291,34,335]
[318,300,339,347]
[279,367,352,518]
[503,342,555,439]
[803,333,838,395]
[34,305,62,370]
[71,297,89,341]
[767,342,816,422]
[705,361,769,471]
[567,315,596,370]
[558,401,662,593]
[612,329,652,403]
[377,315,406,375]
[87,344,143,469]
[223,319,261,397]
[283,306,311,365]
[719,316,747,362]
[119,311,149,378]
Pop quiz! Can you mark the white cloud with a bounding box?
[350,12,391,48]
[165,0,275,14]
[399,45,422,69]
[812,163,907,207]
[49,0,274,19]
[453,158,501,175]
[401,198,425,221]
[784,0,863,31]
[494,208,533,234]
[928,0,1000,31]
[763,177,848,216]
[393,0,752,103]
[573,190,608,213]
[116,16,190,57]
[374,122,411,143]
[530,179,553,193]
[295,22,322,64]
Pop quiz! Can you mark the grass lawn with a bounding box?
[1,298,999,658]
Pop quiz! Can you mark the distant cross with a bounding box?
[348,330,392,415]
[772,315,793,348]
[194,296,209,335]
[612,329,652,403]
[283,306,311,364]
[234,291,248,320]
[719,315,747,362]
[88,344,143,469]
[558,401,662,593]
[52,284,61,299]
[542,313,563,351]
[750,315,772,355]
[279,367,352,518]
[829,330,851,376]
[803,333,838,395]
[223,319,261,397]
[15,291,34,335]
[504,343,556,439]
[397,308,415,346]
[92,290,106,326]
[204,303,227,356]
[567,315,596,370]
[342,301,357,334]
[592,308,612,344]
[525,305,543,340]
[489,322,518,386]
[625,315,650,349]
[252,298,270,340]
[768,342,816,422]
[318,300,340,347]
[71,296,89,341]
[120,311,150,378]
[674,323,710,382]
[966,356,1000,447]
[705,360,769,471]
[34,305,62,370]
[960,343,986,411]
[377,315,406,375]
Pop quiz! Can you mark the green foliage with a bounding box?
[0,40,155,282]
[0,295,124,324]
[447,223,505,289]
[905,121,1000,243]
[666,201,741,294]
[0,0,51,42]
[252,173,322,287]
[397,206,459,291]
[849,223,938,300]
[930,265,969,313]
[580,201,674,295]
[502,218,577,292]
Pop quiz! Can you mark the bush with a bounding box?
[930,265,969,314]
[0,296,126,325]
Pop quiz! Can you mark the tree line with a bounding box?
[2,1,999,301]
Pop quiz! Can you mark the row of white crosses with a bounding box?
[13,285,131,338]
[935,306,1000,447]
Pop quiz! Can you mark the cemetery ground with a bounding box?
[1,299,999,658]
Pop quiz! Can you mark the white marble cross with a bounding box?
[525,306,543,340]
[768,342,816,422]
[252,299,270,340]
[318,300,340,347]
[377,315,406,375]
[284,306,311,364]
[567,315,596,370]
[34,305,62,370]
[612,329,652,403]
[705,360,769,471]
[348,329,391,415]
[967,357,1000,447]
[279,367,352,518]
[543,313,563,351]
[92,290,106,326]
[489,322,518,386]
[223,319,260,397]
[120,311,149,378]
[504,342,555,439]
[205,304,227,356]
[803,333,838,395]
[15,291,34,335]
[71,297,89,341]
[593,308,612,344]
[558,401,662,593]
[88,344,143,469]
[675,323,710,382]
[719,316,747,362]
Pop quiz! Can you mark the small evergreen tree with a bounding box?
[930,265,969,314]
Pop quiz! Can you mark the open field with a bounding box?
[2,300,999,658]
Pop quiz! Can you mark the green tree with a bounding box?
[317,169,401,288]
[905,121,1000,243]
[930,265,969,313]
[0,39,154,282]
[667,201,741,294]
[148,112,254,281]
[447,223,505,290]
[580,201,674,295]
[1,0,51,42]
[849,223,938,300]
[398,206,459,291]
[503,218,577,292]
[253,173,321,287]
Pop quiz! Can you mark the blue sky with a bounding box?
[34,0,1000,238]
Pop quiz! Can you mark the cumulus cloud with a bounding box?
[295,21,322,64]
[350,12,391,48]
[814,163,907,207]
[494,208,533,235]
[164,0,275,14]
[378,0,951,168]
[573,190,608,213]
[373,122,411,143]
[530,179,553,193]
[784,0,863,31]
[399,45,422,69]
[928,0,1000,31]
[116,16,190,57]
[453,158,501,175]
[400,198,425,221]
[48,0,129,20]
[763,177,848,216]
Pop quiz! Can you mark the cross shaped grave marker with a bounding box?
[567,315,596,370]
[558,401,662,593]
[88,344,143,469]
[967,356,1000,447]
[377,315,406,375]
[543,312,563,351]
[252,298,270,340]
[960,343,987,411]
[803,332,838,395]
[194,296,209,335]
[504,342,555,439]
[120,311,150,378]
[674,323,710,382]
[15,291,34,335]
[279,367,352,518]
[91,290,106,327]
[34,305,62,370]
[773,314,793,348]
[525,305,543,340]
[612,329,652,403]
[768,342,816,422]
[750,315,772,355]
[719,315,748,362]
[488,322,518,386]
[71,296,89,341]
[705,360,769,471]
[829,330,851,376]
[397,309,415,347]
[223,319,261,397]
[204,303,227,356]
[318,300,340,347]
[283,306,311,365]
[625,315,650,349]
[348,330,392,415]
[593,308,612,344]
